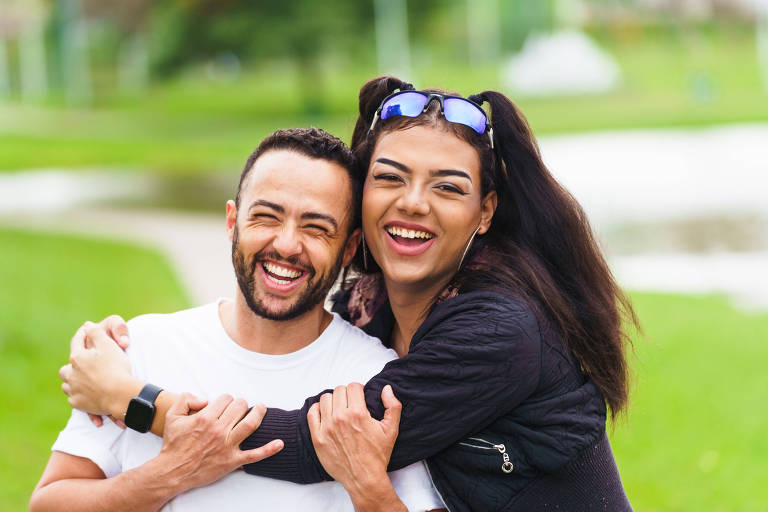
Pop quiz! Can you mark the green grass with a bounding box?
[0,228,190,510]
[611,293,768,511]
[1,22,766,174]
[1,228,767,510]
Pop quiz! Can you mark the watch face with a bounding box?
[125,397,154,433]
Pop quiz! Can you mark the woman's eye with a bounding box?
[436,184,466,195]
[373,173,403,183]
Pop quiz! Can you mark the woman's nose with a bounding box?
[395,184,430,217]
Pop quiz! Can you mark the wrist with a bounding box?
[348,476,405,512]
[140,452,190,498]
[108,377,145,419]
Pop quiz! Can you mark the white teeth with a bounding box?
[263,262,302,279]
[386,226,433,240]
[266,274,292,285]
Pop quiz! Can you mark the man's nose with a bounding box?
[271,225,303,258]
[396,184,430,216]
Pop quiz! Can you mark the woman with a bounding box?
[62,76,636,511]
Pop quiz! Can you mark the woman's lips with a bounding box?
[384,229,436,257]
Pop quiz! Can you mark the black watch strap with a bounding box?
[138,383,163,404]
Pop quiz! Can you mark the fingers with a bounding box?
[61,381,71,396]
[238,439,284,466]
[186,394,208,412]
[84,324,118,351]
[88,413,104,427]
[109,416,127,429]
[307,403,321,439]
[219,397,249,431]
[69,325,87,356]
[200,394,234,420]
[58,364,72,383]
[319,392,333,423]
[346,382,366,410]
[230,404,267,444]
[168,392,203,417]
[332,385,348,413]
[380,385,402,434]
[103,315,130,349]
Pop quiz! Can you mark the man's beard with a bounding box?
[231,226,344,321]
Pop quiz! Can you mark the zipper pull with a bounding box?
[495,444,514,473]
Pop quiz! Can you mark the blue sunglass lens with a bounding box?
[443,98,487,134]
[381,92,429,120]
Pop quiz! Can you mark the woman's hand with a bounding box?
[308,383,405,512]
[152,393,284,493]
[59,322,139,417]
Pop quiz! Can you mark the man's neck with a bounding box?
[218,294,332,355]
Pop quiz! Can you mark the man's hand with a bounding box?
[156,393,284,492]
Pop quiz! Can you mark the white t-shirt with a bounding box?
[53,301,443,511]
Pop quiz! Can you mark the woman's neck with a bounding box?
[384,277,450,357]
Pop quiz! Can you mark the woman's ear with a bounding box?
[478,191,498,235]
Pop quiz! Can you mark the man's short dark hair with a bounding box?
[235,127,361,234]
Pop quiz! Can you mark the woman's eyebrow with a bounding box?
[375,158,411,173]
[431,169,472,182]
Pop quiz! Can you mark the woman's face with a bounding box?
[362,124,497,291]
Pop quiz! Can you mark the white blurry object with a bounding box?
[502,29,621,96]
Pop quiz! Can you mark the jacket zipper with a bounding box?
[424,461,452,512]
[458,437,514,474]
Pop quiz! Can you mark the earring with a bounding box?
[457,226,481,271]
[361,232,369,271]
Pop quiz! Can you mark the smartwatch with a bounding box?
[124,383,163,433]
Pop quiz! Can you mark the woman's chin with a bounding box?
[380,264,454,292]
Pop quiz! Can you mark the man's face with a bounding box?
[227,149,359,321]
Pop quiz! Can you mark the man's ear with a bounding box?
[478,191,498,235]
[342,228,362,267]
[226,200,237,242]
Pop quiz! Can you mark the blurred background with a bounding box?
[1,0,767,510]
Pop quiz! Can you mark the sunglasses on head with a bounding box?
[369,90,494,148]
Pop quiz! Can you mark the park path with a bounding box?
[1,207,236,304]
[2,122,768,309]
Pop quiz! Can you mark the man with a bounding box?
[30,128,442,511]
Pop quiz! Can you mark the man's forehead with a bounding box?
[240,150,353,219]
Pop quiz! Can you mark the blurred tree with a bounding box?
[146,0,375,114]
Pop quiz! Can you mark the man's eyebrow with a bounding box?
[301,212,339,231]
[375,158,411,173]
[247,199,284,213]
[430,169,472,182]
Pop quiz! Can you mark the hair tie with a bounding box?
[467,93,486,106]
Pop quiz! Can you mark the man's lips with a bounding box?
[257,260,309,293]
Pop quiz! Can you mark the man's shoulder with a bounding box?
[123,301,220,359]
[327,314,398,365]
[126,302,217,334]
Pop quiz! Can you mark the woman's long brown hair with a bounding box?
[348,76,638,419]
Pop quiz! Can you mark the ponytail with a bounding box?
[471,89,635,418]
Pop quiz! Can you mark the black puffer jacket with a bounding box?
[242,291,631,511]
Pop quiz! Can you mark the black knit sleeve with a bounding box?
[240,292,542,483]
